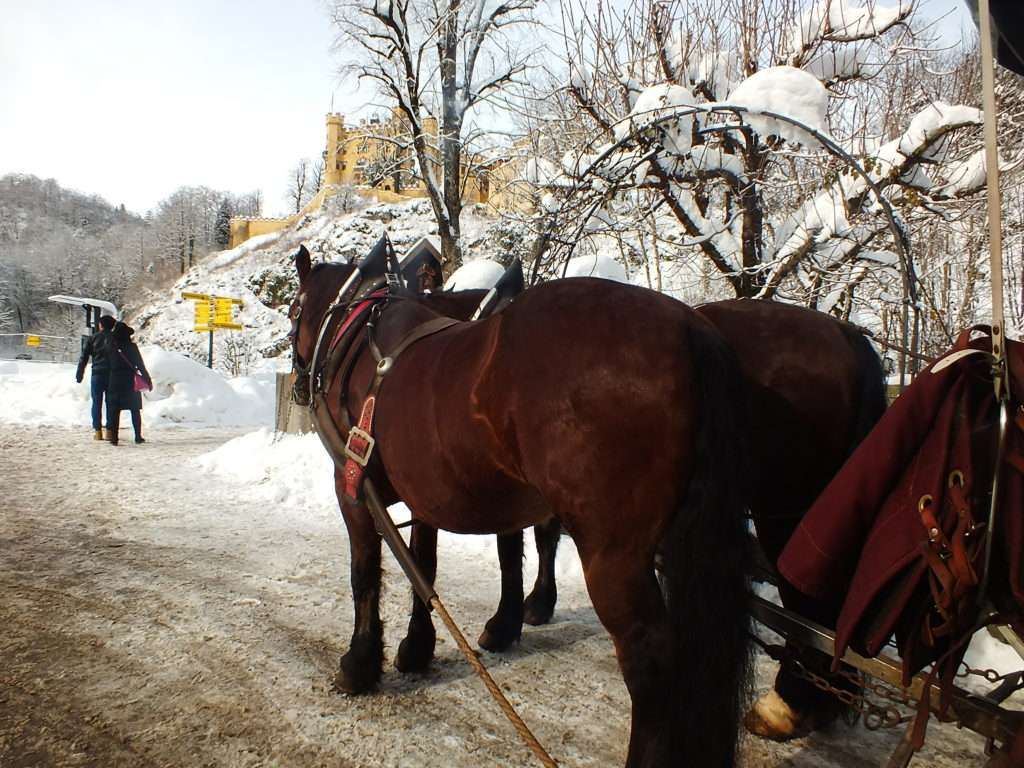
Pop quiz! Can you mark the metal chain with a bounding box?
[957,659,1024,686]
[786,655,909,731]
[781,648,1023,732]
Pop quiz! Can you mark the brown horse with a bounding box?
[290,246,753,768]
[478,298,887,740]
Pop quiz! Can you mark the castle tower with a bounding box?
[324,113,345,187]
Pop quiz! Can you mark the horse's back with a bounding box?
[698,299,884,547]
[379,278,711,542]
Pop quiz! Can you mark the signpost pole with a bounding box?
[208,329,214,369]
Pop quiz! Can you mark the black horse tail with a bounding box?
[841,323,888,451]
[660,317,753,768]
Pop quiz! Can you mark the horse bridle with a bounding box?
[290,266,387,407]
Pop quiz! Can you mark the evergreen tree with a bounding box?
[214,198,233,249]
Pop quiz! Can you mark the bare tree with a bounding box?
[311,157,325,195]
[515,0,1022,363]
[287,158,312,214]
[330,0,537,267]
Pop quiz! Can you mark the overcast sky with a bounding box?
[0,0,974,219]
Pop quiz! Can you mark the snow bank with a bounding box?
[141,346,274,427]
[193,428,588,586]
[193,428,336,508]
[727,66,828,143]
[0,361,94,427]
[962,629,1024,695]
[0,348,274,429]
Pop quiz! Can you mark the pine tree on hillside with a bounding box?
[215,198,233,249]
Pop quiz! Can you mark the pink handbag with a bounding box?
[119,348,152,392]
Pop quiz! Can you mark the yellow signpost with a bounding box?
[25,335,41,347]
[181,292,244,367]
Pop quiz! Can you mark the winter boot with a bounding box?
[93,429,104,441]
[134,435,145,444]
[108,427,119,446]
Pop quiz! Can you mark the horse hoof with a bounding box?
[744,690,804,741]
[395,631,435,674]
[332,652,380,695]
[477,621,521,653]
[523,591,555,626]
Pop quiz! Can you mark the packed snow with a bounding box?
[727,66,829,144]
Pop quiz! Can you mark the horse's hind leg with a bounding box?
[524,516,560,625]
[746,507,852,740]
[478,531,524,651]
[333,475,385,694]
[580,550,673,768]
[745,581,853,740]
[395,522,437,673]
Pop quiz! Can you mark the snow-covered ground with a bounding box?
[0,353,273,429]
[2,356,1021,766]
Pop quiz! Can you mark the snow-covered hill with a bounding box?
[125,197,538,369]
[123,193,729,375]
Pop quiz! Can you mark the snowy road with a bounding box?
[0,425,1003,767]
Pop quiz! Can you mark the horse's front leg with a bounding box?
[478,531,524,651]
[333,470,384,694]
[395,522,437,673]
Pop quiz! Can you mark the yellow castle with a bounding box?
[229,112,529,249]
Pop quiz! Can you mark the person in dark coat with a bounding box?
[105,322,152,446]
[76,314,116,440]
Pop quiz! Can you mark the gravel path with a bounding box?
[0,425,1004,767]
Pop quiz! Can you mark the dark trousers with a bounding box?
[107,408,142,440]
[90,376,107,431]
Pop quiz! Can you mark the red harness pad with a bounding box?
[344,394,377,501]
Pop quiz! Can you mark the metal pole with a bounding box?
[208,329,213,369]
[978,0,1008,398]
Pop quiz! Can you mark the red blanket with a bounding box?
[778,330,1024,682]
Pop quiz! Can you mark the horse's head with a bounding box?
[288,245,355,406]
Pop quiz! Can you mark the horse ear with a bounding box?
[295,245,311,281]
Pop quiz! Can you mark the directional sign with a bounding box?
[25,335,41,347]
[182,292,243,332]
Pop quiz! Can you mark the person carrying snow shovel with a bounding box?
[76,314,116,441]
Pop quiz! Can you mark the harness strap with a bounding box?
[919,470,985,644]
[340,316,461,504]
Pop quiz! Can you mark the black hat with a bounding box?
[112,322,135,341]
